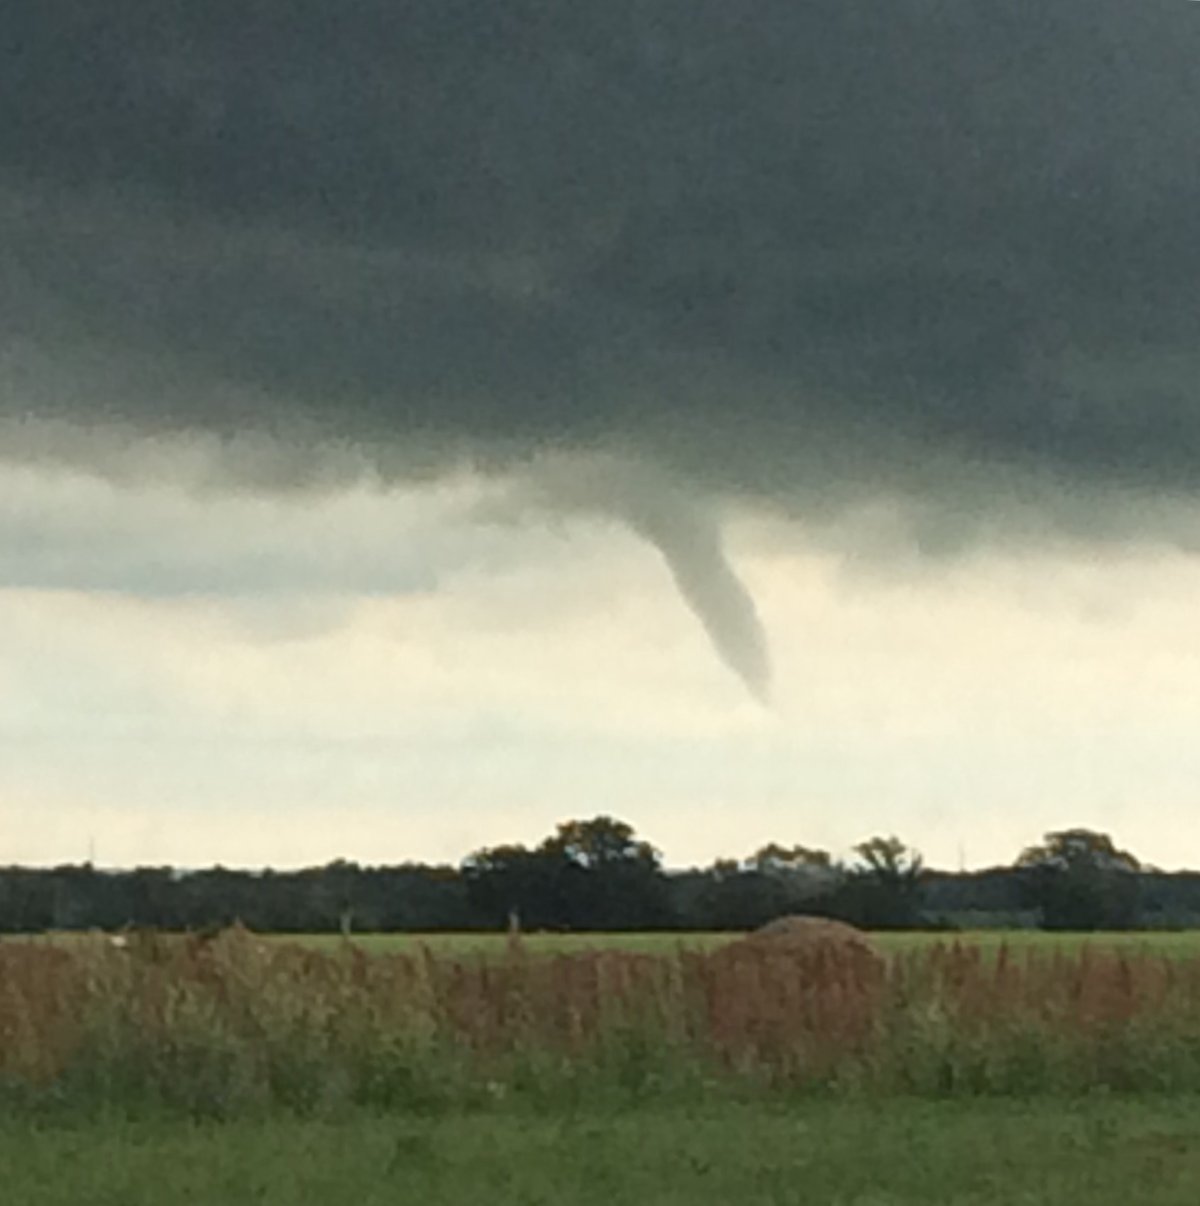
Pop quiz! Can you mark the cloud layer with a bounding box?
[6,2,1200,691]
[5,2,1198,523]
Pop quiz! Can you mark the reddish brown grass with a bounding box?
[3,929,1200,1111]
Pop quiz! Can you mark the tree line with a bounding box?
[3,817,1200,934]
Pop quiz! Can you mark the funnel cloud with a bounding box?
[518,456,771,700]
[632,505,770,704]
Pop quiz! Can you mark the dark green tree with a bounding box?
[540,817,659,870]
[539,817,671,930]
[1016,829,1141,930]
[747,843,833,874]
[834,836,925,928]
[461,843,563,930]
[691,860,794,930]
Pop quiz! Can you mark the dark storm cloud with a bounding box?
[5,0,1200,520]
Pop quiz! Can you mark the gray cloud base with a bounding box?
[5,0,1200,544]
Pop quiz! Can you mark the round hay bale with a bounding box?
[709,914,883,977]
[752,915,876,948]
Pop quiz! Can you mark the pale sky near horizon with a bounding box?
[5,460,1200,874]
[5,2,1200,875]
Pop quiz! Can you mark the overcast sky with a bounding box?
[5,1,1200,872]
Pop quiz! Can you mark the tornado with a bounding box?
[528,455,772,703]
[624,494,771,705]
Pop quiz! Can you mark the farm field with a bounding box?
[6,924,1200,1107]
[6,926,1200,1203]
[13,928,1200,959]
[277,928,1200,959]
[8,1098,1200,1205]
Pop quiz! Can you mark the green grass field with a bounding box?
[267,927,1200,960]
[15,927,1200,959]
[9,1097,1200,1205]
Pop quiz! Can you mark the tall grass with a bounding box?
[4,928,1200,1118]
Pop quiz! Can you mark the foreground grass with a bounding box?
[8,1098,1200,1205]
[6,932,1200,1202]
[8,928,1200,1114]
